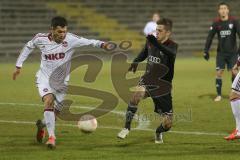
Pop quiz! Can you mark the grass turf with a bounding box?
[0,58,240,160]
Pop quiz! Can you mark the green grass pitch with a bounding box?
[1,58,240,160]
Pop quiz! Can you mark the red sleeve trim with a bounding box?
[229,16,236,21]
[214,17,221,23]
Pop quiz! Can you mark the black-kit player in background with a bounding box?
[204,2,240,102]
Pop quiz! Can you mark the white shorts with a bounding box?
[232,71,240,95]
[36,75,68,111]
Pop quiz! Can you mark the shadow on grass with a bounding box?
[198,93,229,100]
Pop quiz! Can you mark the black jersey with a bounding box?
[133,39,178,83]
[204,16,240,56]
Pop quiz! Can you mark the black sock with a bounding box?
[124,104,137,130]
[232,75,236,83]
[216,78,222,96]
[156,123,170,135]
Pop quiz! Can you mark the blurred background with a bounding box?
[1,0,240,61]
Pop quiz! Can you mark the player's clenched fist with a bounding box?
[12,67,21,80]
[128,63,138,73]
[203,52,210,61]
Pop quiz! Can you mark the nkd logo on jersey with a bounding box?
[45,53,65,60]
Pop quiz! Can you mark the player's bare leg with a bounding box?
[155,114,173,144]
[224,91,240,140]
[215,69,224,102]
[42,94,56,149]
[117,86,146,139]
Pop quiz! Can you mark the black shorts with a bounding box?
[216,54,237,70]
[139,77,173,115]
[151,93,173,115]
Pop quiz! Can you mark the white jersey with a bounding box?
[16,32,104,81]
[143,21,157,36]
[232,71,240,94]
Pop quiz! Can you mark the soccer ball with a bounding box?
[77,114,97,133]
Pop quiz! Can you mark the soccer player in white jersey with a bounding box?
[12,16,107,149]
[225,58,240,140]
[143,11,160,36]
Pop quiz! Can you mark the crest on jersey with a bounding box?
[229,24,233,29]
[62,41,68,47]
[43,88,49,92]
[159,51,164,56]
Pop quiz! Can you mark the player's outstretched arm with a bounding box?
[70,34,105,49]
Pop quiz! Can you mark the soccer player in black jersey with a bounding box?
[117,18,178,144]
[204,2,240,102]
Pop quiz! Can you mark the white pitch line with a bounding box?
[0,119,227,136]
[0,102,149,130]
[0,102,228,136]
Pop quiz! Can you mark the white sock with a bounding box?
[230,99,240,134]
[44,110,56,138]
